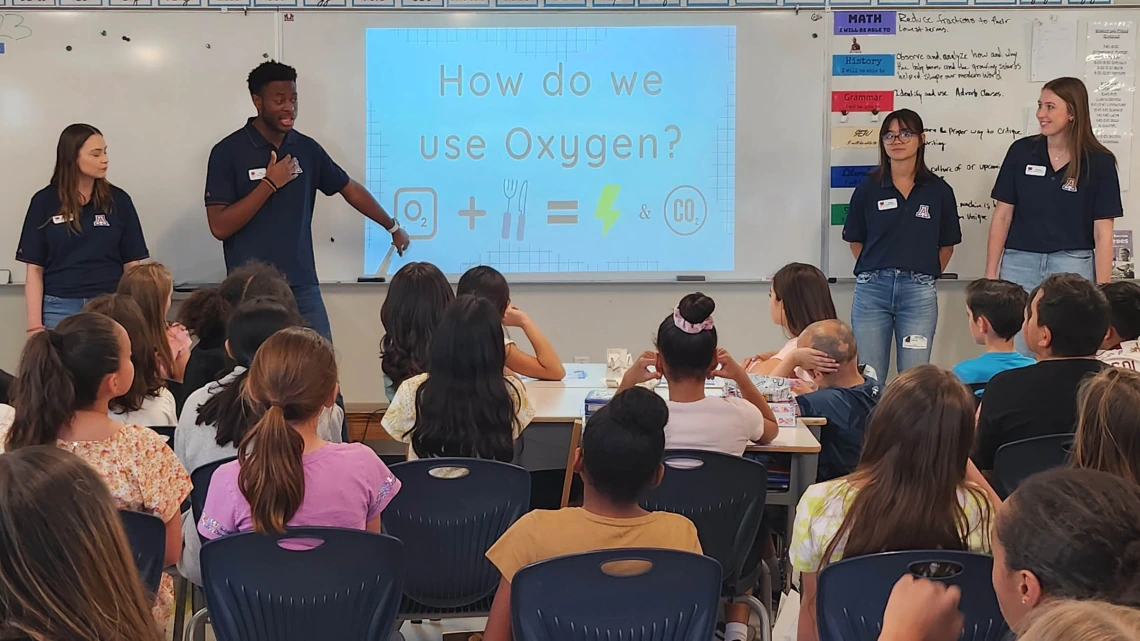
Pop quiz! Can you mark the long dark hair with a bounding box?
[771,263,838,337]
[50,124,114,234]
[196,300,305,448]
[380,262,455,391]
[821,365,992,565]
[456,265,511,316]
[176,261,295,348]
[0,447,163,641]
[407,295,518,462]
[656,293,717,381]
[7,313,123,450]
[238,328,338,534]
[871,109,935,184]
[997,468,1140,607]
[84,295,165,414]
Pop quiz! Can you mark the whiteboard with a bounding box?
[0,10,276,284]
[281,10,827,282]
[826,9,1140,280]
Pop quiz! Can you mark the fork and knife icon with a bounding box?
[503,179,528,241]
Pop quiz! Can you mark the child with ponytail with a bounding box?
[0,312,192,627]
[117,263,190,384]
[198,328,399,541]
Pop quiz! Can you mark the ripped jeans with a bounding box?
[851,269,938,381]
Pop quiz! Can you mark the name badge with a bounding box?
[248,168,267,181]
[51,215,65,225]
[877,198,898,211]
[1025,164,1047,177]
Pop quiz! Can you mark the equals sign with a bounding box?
[547,200,579,225]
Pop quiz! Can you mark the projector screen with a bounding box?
[363,26,737,276]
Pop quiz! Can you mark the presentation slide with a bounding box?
[363,26,737,276]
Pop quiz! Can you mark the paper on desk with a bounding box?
[1032,16,1079,82]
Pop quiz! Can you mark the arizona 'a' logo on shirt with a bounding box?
[93,214,110,227]
[1062,177,1078,193]
[916,205,931,219]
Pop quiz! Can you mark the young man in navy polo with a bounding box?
[204,61,410,343]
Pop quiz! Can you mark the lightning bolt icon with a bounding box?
[594,185,622,237]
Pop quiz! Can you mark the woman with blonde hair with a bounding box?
[1074,366,1140,485]
[1019,601,1140,641]
[987,78,1122,297]
[16,124,150,332]
[0,446,164,641]
[118,262,190,383]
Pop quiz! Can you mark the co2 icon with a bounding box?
[662,186,708,237]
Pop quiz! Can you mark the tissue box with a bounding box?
[770,402,799,427]
[584,389,617,420]
[723,375,798,427]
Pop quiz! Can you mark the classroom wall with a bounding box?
[0,281,983,404]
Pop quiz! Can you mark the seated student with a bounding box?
[117,263,190,383]
[380,261,455,401]
[1072,367,1140,485]
[790,365,994,641]
[199,328,400,540]
[0,447,165,641]
[457,265,566,381]
[952,279,1036,393]
[793,320,881,481]
[1017,601,1140,641]
[0,312,192,626]
[175,261,296,409]
[84,294,177,427]
[973,274,1109,472]
[745,262,841,382]
[175,300,343,585]
[991,468,1140,634]
[482,387,702,641]
[382,295,535,461]
[1097,281,1140,368]
[619,293,778,453]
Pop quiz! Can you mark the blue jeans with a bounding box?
[999,248,1095,356]
[290,284,347,440]
[42,295,92,329]
[851,269,938,381]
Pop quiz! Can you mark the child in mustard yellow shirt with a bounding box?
[481,387,703,641]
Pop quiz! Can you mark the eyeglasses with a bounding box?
[882,130,918,142]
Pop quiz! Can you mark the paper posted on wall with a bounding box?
[1114,230,1135,281]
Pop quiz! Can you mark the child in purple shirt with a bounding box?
[199,327,400,540]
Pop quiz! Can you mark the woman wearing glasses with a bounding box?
[842,109,961,380]
[986,78,1121,291]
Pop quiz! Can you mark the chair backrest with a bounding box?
[191,456,237,527]
[639,449,767,591]
[816,550,1009,641]
[147,425,176,447]
[993,433,1073,499]
[384,458,530,609]
[200,527,404,641]
[511,548,722,641]
[118,510,166,597]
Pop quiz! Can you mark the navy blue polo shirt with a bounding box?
[842,170,962,277]
[15,185,149,298]
[992,136,1123,253]
[205,118,350,286]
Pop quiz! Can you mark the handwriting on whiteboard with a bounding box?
[0,14,34,41]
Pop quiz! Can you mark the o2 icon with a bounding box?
[663,186,708,237]
[392,187,438,240]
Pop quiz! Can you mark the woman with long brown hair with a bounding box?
[0,312,191,626]
[843,110,962,379]
[16,124,150,332]
[1073,366,1140,485]
[198,328,399,541]
[987,78,1122,350]
[118,263,191,383]
[744,262,841,382]
[84,294,178,427]
[789,365,994,641]
[0,446,164,641]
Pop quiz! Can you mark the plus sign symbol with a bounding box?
[459,196,486,230]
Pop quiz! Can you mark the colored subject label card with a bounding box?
[831,91,894,113]
[832,54,896,77]
[834,11,897,35]
[830,165,876,189]
[832,127,880,148]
